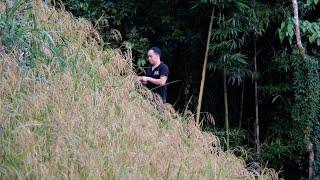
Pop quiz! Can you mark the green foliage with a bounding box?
[261,138,292,164]
[260,108,303,167]
[291,55,319,133]
[207,2,250,85]
[259,83,291,96]
[62,0,149,67]
[278,18,295,44]
[1,0,66,71]
[313,121,320,179]
[245,1,271,35]
[307,0,320,7]
[300,20,320,45]
[208,0,271,85]
[125,27,149,67]
[269,49,293,73]
[62,0,141,26]
[288,54,320,178]
[278,18,320,45]
[277,5,320,176]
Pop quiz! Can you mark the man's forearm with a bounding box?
[146,77,166,86]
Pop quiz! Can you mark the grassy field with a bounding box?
[0,1,278,179]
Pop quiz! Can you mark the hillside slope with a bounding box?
[0,1,277,179]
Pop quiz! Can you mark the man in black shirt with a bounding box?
[138,47,169,103]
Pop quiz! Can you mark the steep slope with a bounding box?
[0,1,277,179]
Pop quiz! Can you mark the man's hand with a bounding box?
[137,76,148,85]
[141,76,149,82]
[138,76,167,86]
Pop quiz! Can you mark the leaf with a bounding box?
[278,30,284,42]
[280,22,285,30]
[309,33,317,43]
[272,95,284,103]
[288,27,294,38]
[287,22,294,38]
[235,1,249,11]
[42,30,55,46]
[237,57,247,64]
[300,22,307,33]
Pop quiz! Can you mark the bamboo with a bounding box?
[196,5,215,128]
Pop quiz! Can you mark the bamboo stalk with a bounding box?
[195,5,215,128]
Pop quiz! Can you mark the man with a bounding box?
[138,47,169,103]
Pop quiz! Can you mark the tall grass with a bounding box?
[0,0,279,179]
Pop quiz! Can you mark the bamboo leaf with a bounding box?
[317,38,320,46]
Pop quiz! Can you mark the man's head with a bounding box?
[148,47,161,65]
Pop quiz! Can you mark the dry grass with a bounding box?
[0,1,279,179]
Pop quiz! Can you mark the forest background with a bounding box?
[61,0,320,179]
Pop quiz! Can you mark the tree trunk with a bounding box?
[196,5,215,128]
[308,142,315,179]
[238,78,245,129]
[253,33,261,160]
[223,67,229,149]
[291,0,313,179]
[292,0,305,59]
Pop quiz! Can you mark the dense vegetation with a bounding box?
[61,0,320,179]
[0,0,279,179]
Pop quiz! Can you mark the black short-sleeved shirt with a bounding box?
[146,62,169,102]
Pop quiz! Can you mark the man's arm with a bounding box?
[141,76,167,86]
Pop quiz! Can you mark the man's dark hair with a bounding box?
[149,47,161,57]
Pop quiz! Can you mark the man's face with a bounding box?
[148,50,158,65]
